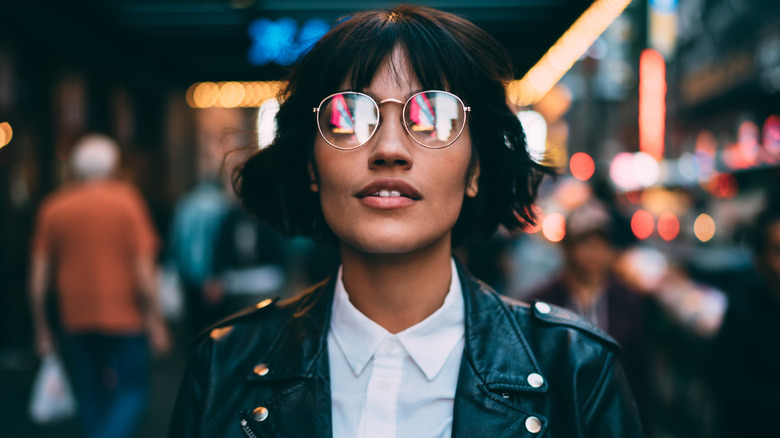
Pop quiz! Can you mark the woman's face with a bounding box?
[312,48,478,256]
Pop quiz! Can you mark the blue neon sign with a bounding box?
[248,17,330,66]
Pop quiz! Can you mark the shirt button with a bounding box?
[378,380,391,391]
[527,373,545,388]
[383,340,400,354]
[252,406,269,422]
[525,416,542,433]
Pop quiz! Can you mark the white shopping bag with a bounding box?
[28,353,77,423]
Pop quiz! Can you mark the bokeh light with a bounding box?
[713,173,738,198]
[632,152,660,187]
[218,81,246,108]
[763,115,780,155]
[517,110,547,164]
[508,0,632,106]
[657,212,680,241]
[542,212,566,242]
[186,81,284,108]
[610,152,635,190]
[694,214,716,242]
[192,82,219,108]
[0,122,12,148]
[631,209,654,240]
[639,49,666,161]
[570,152,595,181]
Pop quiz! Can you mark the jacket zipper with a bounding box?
[240,419,259,438]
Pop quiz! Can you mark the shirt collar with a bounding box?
[329,258,465,381]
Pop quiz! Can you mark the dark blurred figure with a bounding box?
[203,202,290,320]
[29,134,171,438]
[529,201,651,432]
[711,205,780,437]
[167,107,244,335]
[167,177,230,334]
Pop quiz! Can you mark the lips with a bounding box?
[356,178,422,200]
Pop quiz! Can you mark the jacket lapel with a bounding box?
[452,263,550,437]
[241,279,335,438]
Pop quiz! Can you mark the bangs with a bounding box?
[305,8,480,100]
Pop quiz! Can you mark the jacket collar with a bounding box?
[244,260,549,437]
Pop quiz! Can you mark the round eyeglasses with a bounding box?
[313,90,471,150]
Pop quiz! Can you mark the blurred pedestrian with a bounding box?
[529,201,651,431]
[171,5,642,437]
[711,204,780,436]
[204,194,291,319]
[167,108,244,335]
[167,177,231,334]
[29,134,170,438]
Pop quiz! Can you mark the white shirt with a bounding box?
[327,259,465,438]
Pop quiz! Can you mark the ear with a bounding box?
[466,161,480,198]
[307,161,319,192]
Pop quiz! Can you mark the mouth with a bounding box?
[356,178,422,200]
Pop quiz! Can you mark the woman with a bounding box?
[170,5,643,437]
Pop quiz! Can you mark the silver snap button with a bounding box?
[535,302,552,315]
[253,363,270,376]
[252,406,269,422]
[527,373,545,388]
[525,416,542,433]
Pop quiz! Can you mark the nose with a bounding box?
[368,105,413,170]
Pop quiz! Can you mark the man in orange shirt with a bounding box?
[29,134,170,438]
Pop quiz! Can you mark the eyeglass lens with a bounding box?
[317,91,466,149]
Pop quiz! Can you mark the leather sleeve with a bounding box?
[583,352,645,438]
[169,343,211,438]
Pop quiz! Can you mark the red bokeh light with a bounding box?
[631,210,654,240]
[570,152,595,181]
[714,173,738,198]
[657,212,680,241]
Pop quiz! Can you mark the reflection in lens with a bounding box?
[319,93,378,149]
[405,92,464,148]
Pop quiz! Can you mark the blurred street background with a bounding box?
[2,0,780,437]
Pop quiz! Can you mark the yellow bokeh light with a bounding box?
[218,81,246,108]
[186,81,285,108]
[694,214,716,242]
[0,122,12,148]
[193,82,219,108]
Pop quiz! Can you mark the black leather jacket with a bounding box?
[170,264,643,437]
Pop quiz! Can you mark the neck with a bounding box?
[339,237,454,334]
[563,269,607,306]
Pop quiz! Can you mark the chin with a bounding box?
[338,228,451,257]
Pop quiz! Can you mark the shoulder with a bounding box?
[189,278,328,352]
[501,292,620,352]
[465,270,619,351]
[464,272,621,358]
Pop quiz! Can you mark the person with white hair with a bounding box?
[30,133,170,438]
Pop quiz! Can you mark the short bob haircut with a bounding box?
[236,4,551,246]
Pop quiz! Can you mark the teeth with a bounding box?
[373,190,404,197]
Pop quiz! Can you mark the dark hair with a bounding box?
[235,4,551,246]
